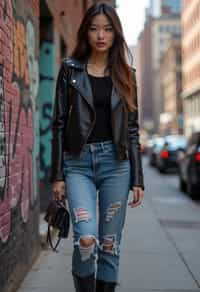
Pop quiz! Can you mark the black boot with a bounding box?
[96,279,116,292]
[72,272,95,292]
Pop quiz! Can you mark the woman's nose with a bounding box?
[97,29,105,39]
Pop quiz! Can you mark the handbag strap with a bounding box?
[57,199,67,210]
[46,224,62,252]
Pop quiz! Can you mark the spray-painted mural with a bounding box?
[39,41,54,180]
[0,0,39,242]
[0,65,6,202]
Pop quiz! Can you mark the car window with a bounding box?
[154,138,165,150]
[165,136,187,150]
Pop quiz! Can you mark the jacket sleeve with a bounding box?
[128,68,145,190]
[49,61,68,183]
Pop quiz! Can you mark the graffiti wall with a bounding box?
[39,41,54,182]
[0,0,40,291]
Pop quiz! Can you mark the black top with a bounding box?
[87,73,113,143]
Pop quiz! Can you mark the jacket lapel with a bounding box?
[68,58,122,112]
[110,85,121,110]
[69,68,95,111]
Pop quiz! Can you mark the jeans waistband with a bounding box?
[83,140,114,152]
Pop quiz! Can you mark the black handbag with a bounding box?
[44,195,70,252]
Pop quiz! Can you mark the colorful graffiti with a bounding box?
[39,41,54,180]
[0,65,6,201]
[26,20,39,201]
[13,21,30,84]
[0,0,38,242]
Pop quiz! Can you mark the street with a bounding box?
[17,156,200,292]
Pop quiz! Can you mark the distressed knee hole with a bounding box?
[73,207,92,223]
[105,201,121,222]
[75,235,97,262]
[80,237,95,248]
[100,234,119,255]
[103,238,113,252]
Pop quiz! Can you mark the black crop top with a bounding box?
[87,73,113,143]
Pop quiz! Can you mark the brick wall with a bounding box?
[45,0,94,57]
[0,0,40,291]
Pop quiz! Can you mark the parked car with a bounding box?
[148,137,165,167]
[156,135,187,173]
[178,131,200,199]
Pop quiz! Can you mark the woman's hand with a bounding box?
[128,186,144,208]
[52,181,65,201]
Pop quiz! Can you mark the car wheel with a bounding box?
[187,183,199,200]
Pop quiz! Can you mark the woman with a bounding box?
[49,2,144,292]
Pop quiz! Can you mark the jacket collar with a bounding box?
[64,57,121,112]
[64,57,86,70]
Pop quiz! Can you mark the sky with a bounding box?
[116,0,150,46]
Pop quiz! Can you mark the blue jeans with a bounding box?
[63,140,131,283]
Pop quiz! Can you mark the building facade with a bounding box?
[136,18,154,133]
[181,0,200,137]
[150,0,181,17]
[137,13,181,134]
[161,0,181,15]
[160,35,183,134]
[150,0,160,17]
[151,16,181,132]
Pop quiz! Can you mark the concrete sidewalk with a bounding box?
[17,199,200,292]
[17,158,200,292]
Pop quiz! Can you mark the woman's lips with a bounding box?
[96,42,106,47]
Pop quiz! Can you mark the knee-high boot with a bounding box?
[72,272,95,292]
[96,279,116,292]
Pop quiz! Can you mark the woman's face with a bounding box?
[87,14,115,54]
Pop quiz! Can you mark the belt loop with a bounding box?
[90,144,94,152]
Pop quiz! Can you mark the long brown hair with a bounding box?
[71,2,137,112]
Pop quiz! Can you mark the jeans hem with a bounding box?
[72,269,95,278]
[96,275,119,285]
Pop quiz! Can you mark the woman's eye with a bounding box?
[90,27,97,31]
[105,27,113,32]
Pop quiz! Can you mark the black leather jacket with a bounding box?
[49,57,144,190]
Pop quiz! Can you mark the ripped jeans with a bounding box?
[63,140,131,283]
